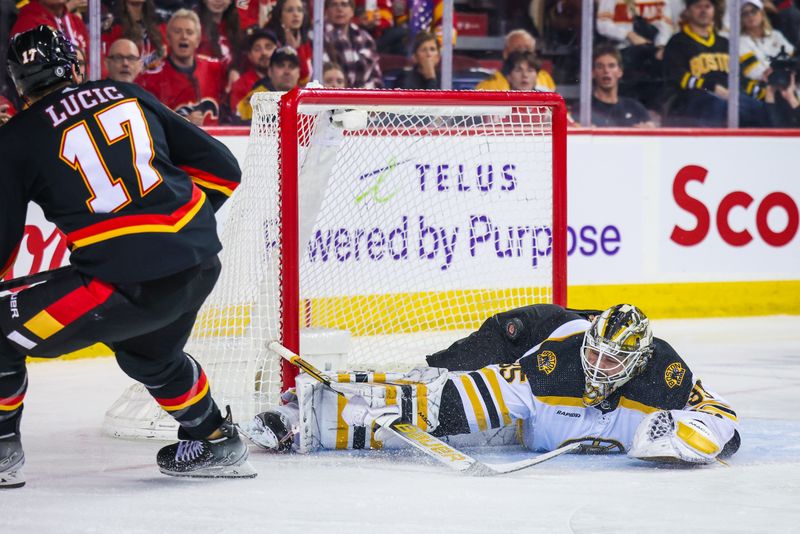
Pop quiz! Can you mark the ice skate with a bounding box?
[0,433,25,489]
[157,408,256,479]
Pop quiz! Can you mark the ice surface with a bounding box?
[1,316,799,534]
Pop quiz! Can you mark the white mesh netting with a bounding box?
[103,90,561,439]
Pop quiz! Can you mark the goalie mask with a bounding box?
[580,304,653,407]
[7,25,78,99]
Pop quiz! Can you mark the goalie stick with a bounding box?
[267,341,579,476]
[0,265,72,292]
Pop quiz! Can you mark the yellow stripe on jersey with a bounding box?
[693,402,738,422]
[536,395,585,407]
[480,368,511,426]
[336,394,349,449]
[24,310,63,339]
[460,375,488,431]
[416,384,428,431]
[618,396,659,414]
[543,331,586,343]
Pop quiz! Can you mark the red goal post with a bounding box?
[277,89,567,391]
[102,88,567,439]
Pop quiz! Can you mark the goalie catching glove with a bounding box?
[628,410,723,464]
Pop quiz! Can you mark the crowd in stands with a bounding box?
[1,0,799,127]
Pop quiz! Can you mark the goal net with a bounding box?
[102,89,567,439]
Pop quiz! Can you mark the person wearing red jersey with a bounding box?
[264,0,312,85]
[11,0,88,53]
[136,9,227,126]
[197,0,242,69]
[229,27,278,120]
[238,0,277,29]
[103,0,167,73]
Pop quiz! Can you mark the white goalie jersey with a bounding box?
[289,319,739,463]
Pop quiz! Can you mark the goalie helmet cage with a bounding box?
[102,89,567,440]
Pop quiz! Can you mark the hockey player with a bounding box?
[0,26,253,488]
[250,304,740,466]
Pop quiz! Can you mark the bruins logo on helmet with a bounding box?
[664,362,686,388]
[537,350,557,375]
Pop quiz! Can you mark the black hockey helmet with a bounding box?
[7,25,78,98]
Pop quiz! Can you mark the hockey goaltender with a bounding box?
[250,303,741,467]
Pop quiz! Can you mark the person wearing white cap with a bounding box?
[740,0,796,85]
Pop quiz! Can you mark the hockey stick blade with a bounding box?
[475,442,581,475]
[0,265,72,292]
[267,342,577,476]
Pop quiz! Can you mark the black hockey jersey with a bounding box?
[518,334,695,413]
[0,80,241,284]
[426,304,598,371]
[663,25,730,99]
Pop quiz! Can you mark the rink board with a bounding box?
[6,129,800,358]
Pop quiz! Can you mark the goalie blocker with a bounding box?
[248,304,740,465]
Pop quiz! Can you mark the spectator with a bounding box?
[136,9,227,126]
[322,61,347,87]
[235,45,300,121]
[229,27,278,119]
[12,0,88,53]
[740,0,795,91]
[765,72,800,125]
[105,38,143,82]
[324,0,383,88]
[196,0,242,69]
[72,44,86,83]
[239,0,277,29]
[591,45,655,127]
[596,0,675,108]
[104,0,167,73]
[765,0,800,49]
[354,0,391,39]
[474,29,556,92]
[65,0,88,17]
[504,50,539,91]
[376,0,409,55]
[265,0,312,85]
[0,95,16,127]
[392,30,440,89]
[663,0,766,126]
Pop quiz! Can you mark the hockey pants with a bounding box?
[0,256,223,439]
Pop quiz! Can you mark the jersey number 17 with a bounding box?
[59,99,163,213]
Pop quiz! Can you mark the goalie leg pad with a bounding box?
[628,410,722,464]
[295,368,450,452]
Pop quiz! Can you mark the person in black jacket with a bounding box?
[392,30,440,90]
[765,72,800,127]
[0,26,255,487]
[662,0,767,126]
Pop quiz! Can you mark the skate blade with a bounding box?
[159,460,257,479]
[0,469,26,489]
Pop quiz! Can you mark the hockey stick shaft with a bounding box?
[268,341,485,474]
[0,265,72,292]
[268,341,577,476]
